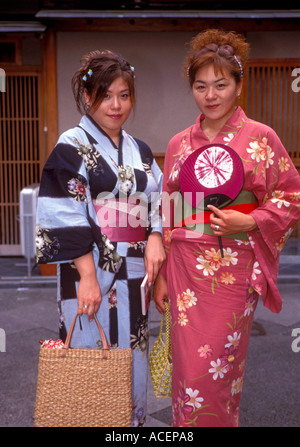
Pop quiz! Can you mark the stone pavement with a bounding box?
[0,238,299,427]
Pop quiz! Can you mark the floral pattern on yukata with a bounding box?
[73,137,101,172]
[67,177,87,202]
[193,243,262,296]
[36,227,60,262]
[172,279,258,427]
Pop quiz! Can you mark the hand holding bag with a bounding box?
[34,313,132,427]
[149,301,172,398]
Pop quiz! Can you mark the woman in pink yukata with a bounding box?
[154,29,300,427]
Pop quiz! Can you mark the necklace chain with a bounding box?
[202,120,219,140]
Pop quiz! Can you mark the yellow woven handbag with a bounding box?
[149,301,172,398]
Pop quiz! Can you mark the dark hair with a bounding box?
[72,50,136,115]
[184,29,250,87]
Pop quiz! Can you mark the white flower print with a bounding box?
[235,239,250,246]
[270,190,290,209]
[222,247,238,266]
[244,296,256,317]
[223,133,234,145]
[119,179,133,194]
[177,293,186,312]
[177,289,197,311]
[73,138,100,172]
[247,140,263,162]
[231,377,243,395]
[251,261,261,281]
[186,388,204,410]
[264,145,275,168]
[196,255,217,276]
[225,331,241,349]
[178,312,188,326]
[278,157,290,173]
[183,288,197,305]
[118,165,134,195]
[36,235,45,250]
[248,235,255,248]
[246,137,274,168]
[209,358,228,380]
[104,238,115,251]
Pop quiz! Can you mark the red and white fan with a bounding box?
[180,143,244,256]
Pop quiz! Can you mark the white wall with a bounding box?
[57,31,199,154]
[247,31,300,58]
[57,31,300,154]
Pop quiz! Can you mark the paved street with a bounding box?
[0,239,299,427]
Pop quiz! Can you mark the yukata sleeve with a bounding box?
[249,130,300,256]
[36,136,95,264]
[248,129,300,312]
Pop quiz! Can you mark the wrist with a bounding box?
[246,215,258,231]
[148,231,163,240]
[73,252,97,280]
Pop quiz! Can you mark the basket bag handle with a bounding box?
[62,313,110,358]
[163,301,172,362]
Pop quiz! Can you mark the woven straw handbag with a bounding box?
[149,301,172,398]
[34,313,132,427]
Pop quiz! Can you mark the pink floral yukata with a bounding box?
[161,107,300,427]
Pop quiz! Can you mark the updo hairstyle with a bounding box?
[184,29,250,87]
[72,50,136,115]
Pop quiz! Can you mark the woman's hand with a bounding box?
[73,252,102,321]
[153,273,168,315]
[208,204,257,235]
[144,231,166,286]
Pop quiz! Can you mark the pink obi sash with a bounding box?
[93,197,147,242]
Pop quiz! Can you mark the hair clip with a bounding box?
[130,65,136,79]
[233,55,243,79]
[83,69,93,82]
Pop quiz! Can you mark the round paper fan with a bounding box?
[179,144,244,210]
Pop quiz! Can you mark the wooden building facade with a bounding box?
[0,7,300,254]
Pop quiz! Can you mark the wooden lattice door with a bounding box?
[0,69,44,255]
[241,58,300,168]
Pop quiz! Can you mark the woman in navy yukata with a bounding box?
[36,50,165,426]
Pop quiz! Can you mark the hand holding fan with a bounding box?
[179,144,244,257]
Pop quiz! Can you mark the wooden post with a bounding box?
[43,28,58,162]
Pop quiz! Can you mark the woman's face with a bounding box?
[192,63,242,125]
[85,76,132,138]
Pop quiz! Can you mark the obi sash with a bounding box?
[173,190,258,241]
[93,197,147,242]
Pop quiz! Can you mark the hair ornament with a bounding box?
[233,55,243,78]
[82,69,93,82]
[130,65,136,79]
